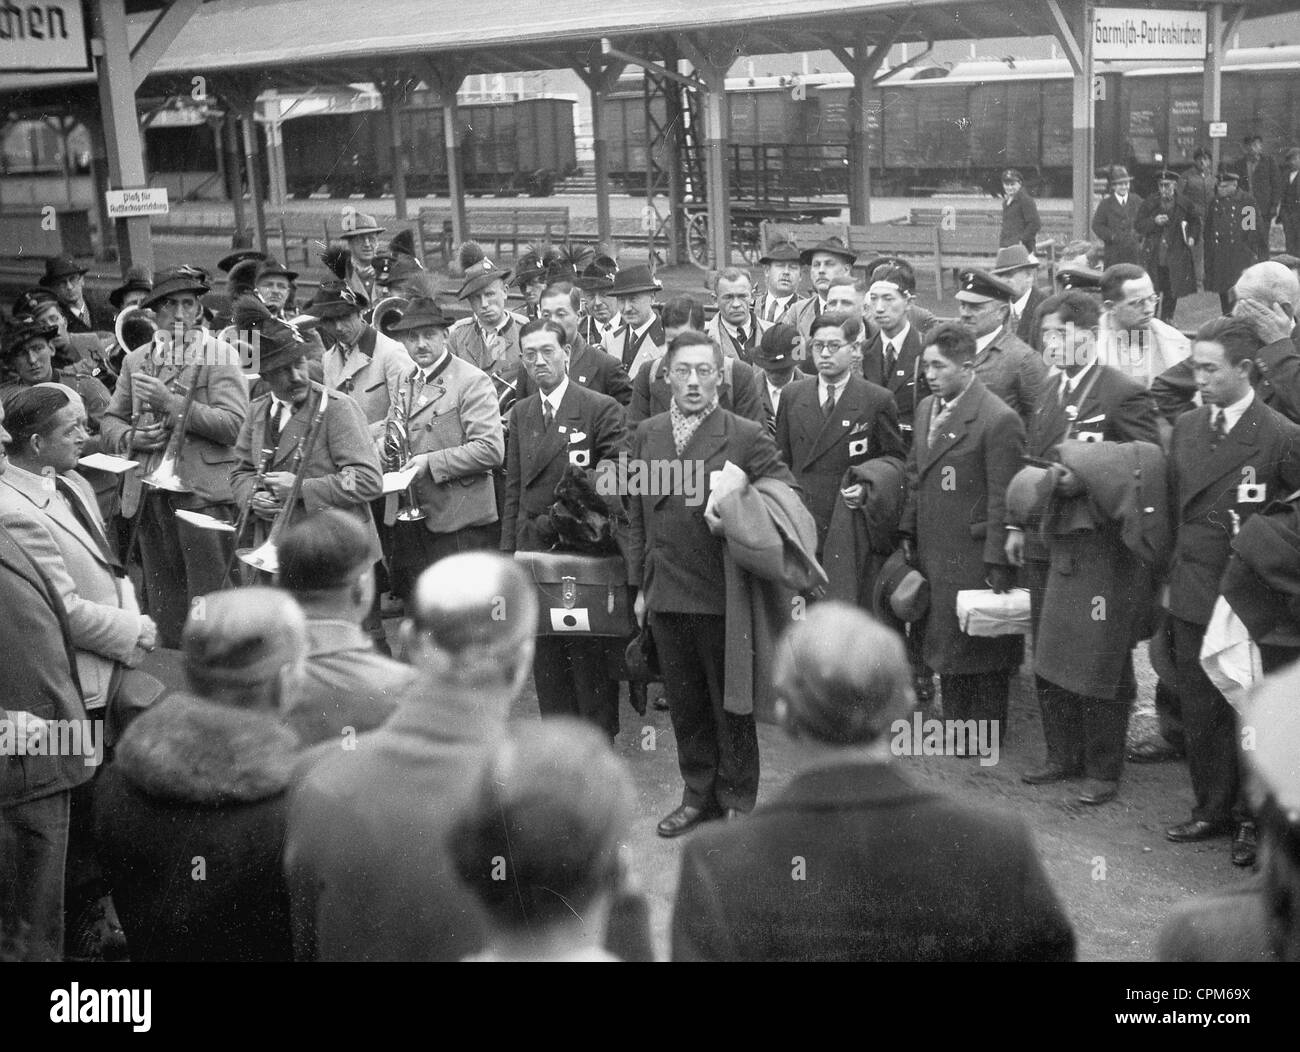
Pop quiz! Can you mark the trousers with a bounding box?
[0,790,71,961]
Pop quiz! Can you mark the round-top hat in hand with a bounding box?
[142,266,211,310]
[990,245,1039,275]
[754,323,800,369]
[303,281,367,319]
[872,549,930,625]
[759,239,801,266]
[108,265,154,310]
[339,210,385,238]
[605,264,662,298]
[799,237,856,266]
[38,255,88,287]
[233,295,312,376]
[2,314,59,358]
[955,268,1016,304]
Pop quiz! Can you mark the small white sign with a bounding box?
[0,1,90,73]
[105,188,170,219]
[1209,122,1228,139]
[1093,7,1207,62]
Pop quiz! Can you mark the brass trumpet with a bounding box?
[236,383,331,575]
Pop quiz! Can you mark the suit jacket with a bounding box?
[449,311,528,390]
[0,522,90,806]
[1012,286,1047,348]
[1234,152,1281,220]
[394,353,503,533]
[0,467,142,710]
[1024,363,1161,464]
[972,328,1048,429]
[775,373,905,552]
[1097,313,1191,388]
[231,383,384,556]
[672,761,1075,962]
[500,381,626,553]
[862,323,927,438]
[627,407,796,616]
[901,379,1026,674]
[1152,333,1300,429]
[705,312,771,364]
[604,317,666,381]
[515,335,633,408]
[754,290,798,326]
[1092,193,1144,268]
[59,296,113,336]
[322,326,414,444]
[1000,188,1041,252]
[629,354,766,427]
[100,338,249,513]
[1280,168,1300,224]
[1167,397,1300,626]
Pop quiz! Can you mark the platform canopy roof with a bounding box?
[4,0,1278,106]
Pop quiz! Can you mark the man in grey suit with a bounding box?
[956,268,1048,429]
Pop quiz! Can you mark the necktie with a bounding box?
[55,477,123,573]
[735,325,748,350]
[543,400,554,431]
[929,399,951,443]
[884,341,896,378]
[268,402,287,449]
[1210,408,1227,450]
[823,383,837,418]
[765,299,777,323]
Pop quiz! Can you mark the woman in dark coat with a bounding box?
[1203,167,1260,313]
[1135,169,1202,324]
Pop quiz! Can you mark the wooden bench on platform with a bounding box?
[417,206,571,263]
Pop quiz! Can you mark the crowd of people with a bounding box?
[3,178,1300,962]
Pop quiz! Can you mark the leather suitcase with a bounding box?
[513,551,634,637]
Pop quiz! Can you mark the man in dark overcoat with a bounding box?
[1135,169,1202,324]
[1204,168,1260,314]
[1092,165,1143,269]
[900,322,1025,739]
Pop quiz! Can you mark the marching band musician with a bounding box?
[383,293,503,604]
[230,298,383,577]
[100,266,249,650]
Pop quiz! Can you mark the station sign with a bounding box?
[1093,7,1208,62]
[0,1,92,73]
[106,188,171,219]
[1208,122,1228,139]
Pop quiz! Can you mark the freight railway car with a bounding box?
[280,95,577,198]
[603,45,1300,199]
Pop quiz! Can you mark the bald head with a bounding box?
[183,588,307,709]
[772,603,914,745]
[1235,261,1300,316]
[406,553,537,689]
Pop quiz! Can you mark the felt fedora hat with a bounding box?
[872,549,930,624]
[605,264,662,298]
[38,255,88,287]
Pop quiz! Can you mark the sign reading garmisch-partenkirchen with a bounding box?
[1093,7,1208,62]
[0,1,92,73]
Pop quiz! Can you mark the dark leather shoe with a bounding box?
[1126,739,1184,764]
[627,681,648,717]
[1022,765,1079,785]
[657,804,710,838]
[1231,822,1258,867]
[1166,819,1231,843]
[1077,780,1118,806]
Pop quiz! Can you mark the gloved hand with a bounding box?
[986,564,1015,595]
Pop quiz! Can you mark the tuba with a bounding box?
[236,383,331,575]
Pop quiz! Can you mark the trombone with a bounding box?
[235,383,332,576]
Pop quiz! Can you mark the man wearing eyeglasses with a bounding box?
[775,311,905,559]
[501,319,627,740]
[627,330,798,838]
[1096,263,1190,388]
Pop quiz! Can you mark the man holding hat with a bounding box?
[756,240,802,324]
[753,323,801,435]
[449,244,529,398]
[603,264,666,381]
[39,256,112,335]
[955,267,1048,428]
[1205,166,1261,314]
[999,168,1041,254]
[1092,165,1143,269]
[862,263,929,443]
[783,237,856,342]
[671,602,1074,962]
[383,293,503,603]
[100,266,249,650]
[337,209,386,307]
[230,299,383,570]
[253,258,298,319]
[991,245,1046,348]
[1136,170,1201,324]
